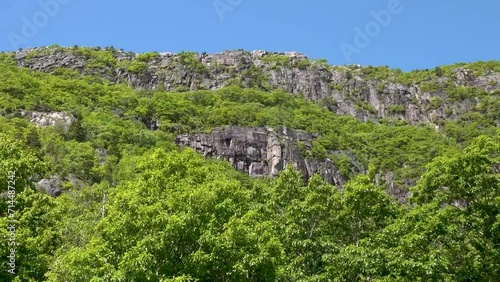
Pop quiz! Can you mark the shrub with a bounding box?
[429,97,442,110]
[177,51,208,75]
[420,80,442,92]
[310,141,327,159]
[434,66,444,77]
[126,61,147,74]
[389,104,405,114]
[296,59,311,70]
[137,52,160,63]
[262,54,290,68]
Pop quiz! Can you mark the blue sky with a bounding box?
[0,0,499,71]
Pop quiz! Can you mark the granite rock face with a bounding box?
[176,126,358,186]
[14,47,500,126]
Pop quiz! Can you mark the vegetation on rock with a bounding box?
[0,47,499,281]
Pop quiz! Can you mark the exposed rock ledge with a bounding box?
[176,126,359,186]
[14,47,500,126]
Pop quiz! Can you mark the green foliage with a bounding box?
[0,52,16,66]
[0,133,45,194]
[262,54,290,68]
[136,51,160,62]
[411,135,499,206]
[117,52,159,75]
[332,153,353,177]
[310,140,327,159]
[361,65,392,81]
[0,51,499,281]
[0,187,61,281]
[434,66,444,77]
[240,65,270,90]
[396,68,437,85]
[355,100,378,114]
[176,51,208,74]
[46,149,275,281]
[446,85,486,101]
[419,80,443,92]
[389,104,405,114]
[429,96,443,109]
[312,58,330,70]
[376,81,386,92]
[296,58,311,70]
[125,60,147,74]
[72,47,118,69]
[0,53,470,191]
[463,60,500,76]
[321,137,500,281]
[296,140,308,156]
[0,135,53,281]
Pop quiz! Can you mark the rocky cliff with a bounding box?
[13,46,500,127]
[8,46,499,201]
[176,126,363,187]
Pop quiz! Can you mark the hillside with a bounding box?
[15,46,500,126]
[0,46,499,281]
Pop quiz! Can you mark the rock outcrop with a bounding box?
[176,126,360,186]
[13,46,500,126]
[36,177,63,197]
[21,110,74,130]
[36,176,85,197]
[10,47,500,201]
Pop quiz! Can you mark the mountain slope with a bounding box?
[14,46,500,127]
[0,46,499,281]
[4,46,498,198]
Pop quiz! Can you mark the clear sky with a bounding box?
[0,0,499,71]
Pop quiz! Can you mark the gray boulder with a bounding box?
[36,177,63,197]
